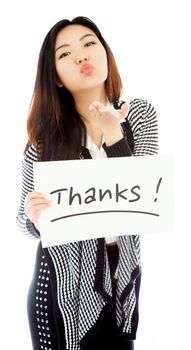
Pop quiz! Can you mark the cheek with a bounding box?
[98,49,108,76]
[104,54,108,74]
[56,62,74,87]
[101,57,108,81]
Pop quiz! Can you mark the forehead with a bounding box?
[55,24,96,46]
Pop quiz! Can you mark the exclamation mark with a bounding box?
[154,177,162,202]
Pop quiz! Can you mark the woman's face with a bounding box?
[54,24,108,95]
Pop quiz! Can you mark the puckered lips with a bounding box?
[81,64,94,74]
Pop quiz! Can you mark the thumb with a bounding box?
[119,101,129,119]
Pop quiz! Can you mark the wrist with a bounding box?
[103,128,123,147]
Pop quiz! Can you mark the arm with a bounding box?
[102,135,132,157]
[16,143,40,239]
[103,98,158,158]
[132,99,159,156]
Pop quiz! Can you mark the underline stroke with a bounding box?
[51,210,159,223]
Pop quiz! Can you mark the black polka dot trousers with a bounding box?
[27,242,134,350]
[27,242,62,350]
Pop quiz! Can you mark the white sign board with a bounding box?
[33,155,174,247]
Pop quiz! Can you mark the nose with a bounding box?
[75,56,88,64]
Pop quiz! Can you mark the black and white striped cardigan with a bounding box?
[17,98,158,349]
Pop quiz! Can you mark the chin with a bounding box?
[72,82,104,94]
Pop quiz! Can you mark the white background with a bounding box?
[0,0,190,349]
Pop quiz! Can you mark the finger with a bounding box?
[27,197,50,207]
[27,202,50,218]
[90,103,114,117]
[26,192,46,200]
[29,203,50,214]
[25,198,50,215]
[25,192,48,206]
[119,101,129,119]
[89,101,105,112]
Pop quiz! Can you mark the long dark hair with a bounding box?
[26,16,123,161]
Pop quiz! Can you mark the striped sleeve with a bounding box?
[102,137,132,157]
[129,99,159,156]
[16,143,40,239]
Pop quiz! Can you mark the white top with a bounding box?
[86,133,119,245]
[85,101,127,245]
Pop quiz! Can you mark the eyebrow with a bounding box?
[55,33,96,54]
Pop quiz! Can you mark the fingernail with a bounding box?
[89,104,96,111]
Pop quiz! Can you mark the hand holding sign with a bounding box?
[24,192,50,233]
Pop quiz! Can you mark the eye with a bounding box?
[85,41,96,47]
[58,41,96,59]
[59,52,70,59]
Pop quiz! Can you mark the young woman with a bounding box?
[17,16,158,350]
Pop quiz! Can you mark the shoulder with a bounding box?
[125,98,158,132]
[116,97,157,121]
[128,97,157,118]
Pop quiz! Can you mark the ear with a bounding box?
[56,81,63,88]
[55,76,63,88]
